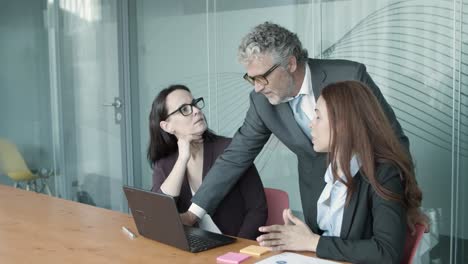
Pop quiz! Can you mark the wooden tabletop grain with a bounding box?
[0,185,345,263]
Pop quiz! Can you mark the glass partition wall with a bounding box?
[0,0,466,263]
[0,0,130,211]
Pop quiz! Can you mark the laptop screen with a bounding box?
[123,185,236,252]
[123,186,191,250]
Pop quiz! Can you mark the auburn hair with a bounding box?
[321,80,421,209]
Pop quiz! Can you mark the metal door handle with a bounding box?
[103,97,122,109]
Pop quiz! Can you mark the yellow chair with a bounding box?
[0,138,52,195]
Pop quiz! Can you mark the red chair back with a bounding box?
[401,224,425,264]
[264,188,289,226]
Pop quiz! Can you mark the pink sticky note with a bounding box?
[216,252,251,264]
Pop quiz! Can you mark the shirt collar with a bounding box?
[298,62,312,97]
[283,63,313,102]
[324,155,361,184]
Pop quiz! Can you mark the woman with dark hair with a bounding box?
[257,80,423,263]
[148,84,267,240]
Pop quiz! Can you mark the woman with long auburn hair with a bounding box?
[257,80,423,263]
[148,84,267,240]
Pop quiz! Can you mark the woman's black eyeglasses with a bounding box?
[166,97,205,118]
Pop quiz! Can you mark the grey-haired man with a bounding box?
[181,22,427,261]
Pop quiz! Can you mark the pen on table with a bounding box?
[122,226,137,239]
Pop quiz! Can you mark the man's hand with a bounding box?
[180,211,199,226]
[407,207,430,234]
[256,209,320,252]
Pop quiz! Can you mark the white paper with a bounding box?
[255,252,341,264]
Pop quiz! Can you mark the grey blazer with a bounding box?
[192,59,409,261]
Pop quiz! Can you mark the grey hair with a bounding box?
[238,22,308,67]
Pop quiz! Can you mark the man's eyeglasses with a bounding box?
[243,64,280,86]
[166,97,205,118]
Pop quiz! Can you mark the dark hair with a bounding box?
[321,81,422,209]
[147,84,216,167]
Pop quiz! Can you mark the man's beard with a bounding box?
[279,73,297,103]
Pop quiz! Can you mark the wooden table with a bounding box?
[0,185,342,263]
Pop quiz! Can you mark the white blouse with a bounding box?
[317,156,361,237]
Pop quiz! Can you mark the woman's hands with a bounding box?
[177,133,204,162]
[160,132,203,197]
[407,207,430,234]
[256,209,320,252]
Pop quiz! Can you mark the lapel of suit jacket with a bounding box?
[340,172,362,238]
[274,59,327,155]
[175,141,213,210]
[202,140,213,180]
[276,101,315,155]
[177,141,212,201]
[308,59,327,101]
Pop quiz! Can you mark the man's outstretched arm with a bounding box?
[182,93,271,224]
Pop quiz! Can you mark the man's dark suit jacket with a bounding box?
[191,59,409,262]
[151,136,267,240]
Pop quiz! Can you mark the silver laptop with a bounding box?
[123,185,236,252]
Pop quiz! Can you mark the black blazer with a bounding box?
[151,136,267,240]
[316,164,407,264]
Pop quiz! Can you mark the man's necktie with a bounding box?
[289,94,312,139]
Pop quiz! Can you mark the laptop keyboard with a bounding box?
[187,233,222,251]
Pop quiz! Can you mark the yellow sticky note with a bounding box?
[239,245,270,256]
